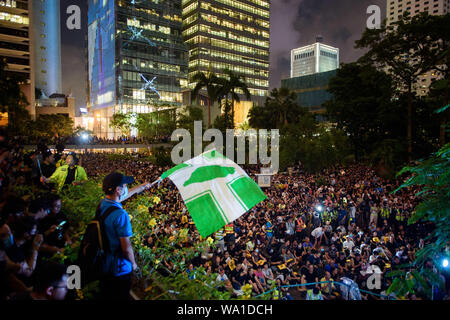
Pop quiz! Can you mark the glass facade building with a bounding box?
[282,69,336,119]
[88,0,188,138]
[182,0,270,101]
[290,41,339,78]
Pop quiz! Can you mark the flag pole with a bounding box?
[147,178,162,189]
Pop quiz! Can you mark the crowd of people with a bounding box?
[81,153,449,300]
[1,129,449,300]
[19,135,171,147]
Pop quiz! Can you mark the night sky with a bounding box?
[59,0,386,111]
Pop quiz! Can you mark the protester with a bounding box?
[0,134,444,300]
[97,171,151,300]
[41,152,88,191]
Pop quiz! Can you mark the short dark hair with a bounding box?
[42,151,53,161]
[45,193,61,204]
[33,262,67,293]
[9,216,36,239]
[28,198,49,214]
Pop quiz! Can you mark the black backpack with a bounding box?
[78,204,119,285]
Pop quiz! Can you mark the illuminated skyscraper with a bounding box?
[88,0,188,138]
[290,37,339,78]
[182,0,270,102]
[0,0,35,118]
[31,0,62,97]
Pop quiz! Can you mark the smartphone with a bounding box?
[56,221,67,230]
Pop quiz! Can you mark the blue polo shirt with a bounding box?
[98,198,133,276]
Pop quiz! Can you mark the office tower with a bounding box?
[386,0,449,96]
[0,0,34,118]
[387,0,448,22]
[290,37,339,78]
[88,0,188,138]
[31,0,62,97]
[182,0,270,102]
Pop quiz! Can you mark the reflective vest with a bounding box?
[322,211,331,223]
[296,217,305,232]
[225,224,234,235]
[307,289,323,300]
[49,164,88,191]
[396,209,405,222]
[380,207,390,219]
[331,210,338,221]
[56,159,65,168]
[273,288,281,300]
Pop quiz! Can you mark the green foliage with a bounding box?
[137,108,177,139]
[177,105,204,130]
[59,180,106,229]
[356,12,450,159]
[248,87,353,172]
[191,71,224,127]
[249,88,305,130]
[213,103,234,134]
[110,113,133,136]
[325,63,397,160]
[31,114,75,138]
[280,125,352,172]
[221,69,251,128]
[389,105,450,299]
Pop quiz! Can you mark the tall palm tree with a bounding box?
[266,87,298,127]
[191,71,223,127]
[222,69,251,128]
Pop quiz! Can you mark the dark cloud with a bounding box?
[270,0,386,89]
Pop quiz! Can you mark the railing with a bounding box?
[255,280,397,300]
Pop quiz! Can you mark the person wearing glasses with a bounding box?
[10,261,68,300]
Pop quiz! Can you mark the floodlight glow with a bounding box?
[81,133,89,140]
[443,258,449,268]
[316,205,323,212]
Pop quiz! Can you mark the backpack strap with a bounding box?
[95,203,120,252]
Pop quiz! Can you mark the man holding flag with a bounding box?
[97,172,152,300]
[95,149,266,299]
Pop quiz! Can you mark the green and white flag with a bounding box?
[160,149,267,237]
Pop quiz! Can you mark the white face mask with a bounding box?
[119,185,128,202]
